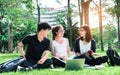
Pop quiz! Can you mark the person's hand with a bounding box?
[22,56,26,60]
[88,50,93,55]
[24,57,26,60]
[63,56,67,62]
[69,51,75,55]
[37,57,47,64]
[55,54,61,58]
[76,53,80,56]
[92,53,101,56]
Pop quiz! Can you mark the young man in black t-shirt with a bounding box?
[18,22,53,71]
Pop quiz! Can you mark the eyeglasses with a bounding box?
[58,30,65,32]
[78,29,85,32]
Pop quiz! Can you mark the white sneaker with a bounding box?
[95,65,105,70]
[17,66,26,71]
[50,64,54,69]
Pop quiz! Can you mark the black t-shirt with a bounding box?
[22,34,50,61]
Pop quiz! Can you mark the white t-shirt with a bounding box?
[52,38,67,58]
[79,40,91,54]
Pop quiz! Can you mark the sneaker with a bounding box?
[17,66,26,71]
[0,65,3,73]
[50,64,54,69]
[27,66,33,70]
[95,65,105,70]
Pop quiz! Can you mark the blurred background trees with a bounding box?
[0,0,120,53]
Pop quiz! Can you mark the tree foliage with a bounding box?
[91,24,117,48]
[0,0,37,52]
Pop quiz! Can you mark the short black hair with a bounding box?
[37,22,51,32]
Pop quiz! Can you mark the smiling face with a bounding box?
[52,25,65,40]
[79,28,86,38]
[56,26,64,37]
[78,25,92,42]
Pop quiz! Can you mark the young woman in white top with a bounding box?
[51,25,73,67]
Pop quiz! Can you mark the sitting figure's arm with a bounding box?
[92,53,101,56]
[76,52,81,56]
[37,50,50,64]
[66,39,75,55]
[18,42,26,60]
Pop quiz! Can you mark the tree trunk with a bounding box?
[0,42,2,52]
[99,0,104,51]
[36,0,40,24]
[0,23,2,34]
[78,0,83,26]
[78,0,81,25]
[116,0,120,42]
[8,21,13,53]
[117,16,120,42]
[83,0,92,25]
[0,16,3,34]
[67,0,73,50]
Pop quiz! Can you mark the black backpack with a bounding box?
[0,57,24,73]
[106,47,120,66]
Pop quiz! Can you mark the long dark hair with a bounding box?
[80,25,92,42]
[52,25,62,40]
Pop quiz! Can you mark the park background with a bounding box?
[0,0,120,75]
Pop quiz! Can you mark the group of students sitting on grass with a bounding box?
[16,22,108,71]
[0,22,108,71]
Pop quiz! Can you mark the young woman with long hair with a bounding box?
[74,25,108,66]
[51,25,73,67]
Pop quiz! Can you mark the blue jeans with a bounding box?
[20,59,53,69]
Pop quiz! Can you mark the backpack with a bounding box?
[0,57,24,73]
[106,47,120,66]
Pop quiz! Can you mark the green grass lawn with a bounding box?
[0,50,120,75]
